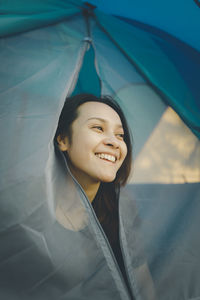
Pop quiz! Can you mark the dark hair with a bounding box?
[55,93,133,243]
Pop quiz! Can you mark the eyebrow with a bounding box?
[86,117,123,128]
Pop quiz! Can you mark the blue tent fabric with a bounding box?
[0,0,83,37]
[1,1,199,138]
[88,0,200,52]
[94,11,200,139]
[0,1,200,299]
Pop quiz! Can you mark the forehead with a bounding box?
[76,101,122,125]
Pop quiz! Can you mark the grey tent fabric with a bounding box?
[0,148,156,300]
[1,3,200,300]
[128,183,200,300]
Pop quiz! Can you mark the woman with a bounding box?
[54,93,155,300]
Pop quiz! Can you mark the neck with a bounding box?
[81,181,100,203]
[67,162,100,203]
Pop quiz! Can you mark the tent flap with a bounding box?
[95,11,200,139]
[0,1,200,299]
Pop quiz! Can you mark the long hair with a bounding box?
[54,93,133,243]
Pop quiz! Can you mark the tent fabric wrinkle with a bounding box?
[94,10,200,139]
[0,0,83,37]
[0,0,200,299]
[88,0,200,52]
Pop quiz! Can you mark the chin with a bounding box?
[100,174,116,183]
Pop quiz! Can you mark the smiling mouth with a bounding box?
[95,153,116,163]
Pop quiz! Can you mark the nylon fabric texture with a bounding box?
[0,1,200,300]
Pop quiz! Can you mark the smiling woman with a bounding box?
[54,93,137,298]
[54,94,132,195]
[56,100,128,200]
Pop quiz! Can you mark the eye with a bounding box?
[116,133,124,140]
[92,126,103,132]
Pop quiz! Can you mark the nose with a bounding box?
[103,135,119,148]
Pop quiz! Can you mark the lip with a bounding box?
[95,152,119,161]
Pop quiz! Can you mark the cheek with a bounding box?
[121,143,128,161]
[68,134,95,161]
[117,144,128,171]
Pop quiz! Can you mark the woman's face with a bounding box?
[58,101,127,188]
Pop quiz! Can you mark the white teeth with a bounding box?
[96,153,116,162]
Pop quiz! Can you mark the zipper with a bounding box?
[62,153,131,300]
[67,4,93,97]
[119,214,139,300]
[77,182,132,300]
[58,12,132,298]
[66,40,89,97]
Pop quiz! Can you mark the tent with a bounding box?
[0,1,200,299]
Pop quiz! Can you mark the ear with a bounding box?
[57,135,69,151]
